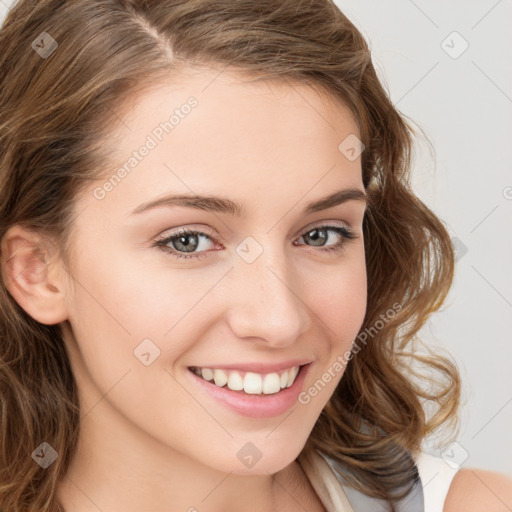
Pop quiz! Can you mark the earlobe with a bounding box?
[0,225,69,325]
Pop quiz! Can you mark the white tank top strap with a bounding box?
[411,450,461,512]
[298,447,356,512]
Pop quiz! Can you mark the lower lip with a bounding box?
[186,364,311,418]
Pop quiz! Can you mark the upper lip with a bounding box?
[188,360,312,374]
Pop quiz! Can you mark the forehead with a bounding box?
[111,65,359,148]
[78,66,363,220]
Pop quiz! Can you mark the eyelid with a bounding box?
[298,220,352,235]
[155,220,353,245]
[155,224,218,241]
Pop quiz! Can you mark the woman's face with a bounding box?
[60,67,368,475]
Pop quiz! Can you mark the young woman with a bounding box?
[0,1,510,511]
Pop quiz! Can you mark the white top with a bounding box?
[413,450,461,512]
[297,448,461,512]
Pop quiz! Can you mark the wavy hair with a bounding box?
[0,0,461,510]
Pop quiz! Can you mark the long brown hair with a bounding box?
[0,1,461,510]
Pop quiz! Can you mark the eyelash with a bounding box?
[153,224,357,261]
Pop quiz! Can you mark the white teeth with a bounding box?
[280,370,288,388]
[227,371,244,391]
[262,373,281,394]
[191,365,302,394]
[213,369,228,387]
[201,368,214,381]
[286,366,299,387]
[244,372,263,394]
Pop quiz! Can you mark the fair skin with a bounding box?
[445,468,512,512]
[2,67,511,511]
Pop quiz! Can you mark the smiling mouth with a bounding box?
[188,365,305,395]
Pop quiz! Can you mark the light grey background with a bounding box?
[333,0,512,476]
[1,0,511,475]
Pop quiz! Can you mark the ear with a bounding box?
[0,224,69,325]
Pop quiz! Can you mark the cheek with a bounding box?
[68,238,197,343]
[296,259,366,415]
[64,246,199,441]
[65,238,230,407]
[64,241,180,390]
[310,251,367,344]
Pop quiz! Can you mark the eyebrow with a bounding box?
[129,187,367,217]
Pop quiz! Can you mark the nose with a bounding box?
[223,242,312,349]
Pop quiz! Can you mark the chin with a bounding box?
[197,431,308,476]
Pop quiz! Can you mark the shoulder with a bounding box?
[444,467,512,512]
